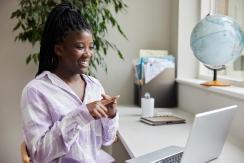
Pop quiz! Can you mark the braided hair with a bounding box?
[36,3,91,76]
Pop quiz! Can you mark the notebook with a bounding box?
[140,115,186,126]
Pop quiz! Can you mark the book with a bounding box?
[140,115,186,126]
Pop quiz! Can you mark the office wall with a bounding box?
[0,0,36,163]
[95,0,172,104]
[0,0,172,162]
[170,0,179,57]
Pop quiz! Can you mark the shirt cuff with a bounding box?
[101,112,119,126]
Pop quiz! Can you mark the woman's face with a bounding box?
[55,30,94,74]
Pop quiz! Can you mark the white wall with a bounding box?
[0,1,37,162]
[0,0,172,162]
[95,0,173,104]
[170,0,179,57]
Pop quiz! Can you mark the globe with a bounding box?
[190,14,244,86]
[191,14,244,70]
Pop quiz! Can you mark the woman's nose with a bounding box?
[83,48,92,57]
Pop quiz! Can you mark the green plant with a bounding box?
[11,0,127,74]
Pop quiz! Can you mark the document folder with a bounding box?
[134,68,177,107]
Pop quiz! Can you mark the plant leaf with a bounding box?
[13,21,21,31]
[26,55,32,64]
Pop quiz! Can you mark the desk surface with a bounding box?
[117,106,244,163]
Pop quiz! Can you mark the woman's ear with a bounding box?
[54,44,63,57]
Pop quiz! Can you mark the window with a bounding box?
[199,0,244,85]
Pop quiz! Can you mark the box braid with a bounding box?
[36,3,91,76]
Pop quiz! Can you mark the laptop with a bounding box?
[126,105,237,163]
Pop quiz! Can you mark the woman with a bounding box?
[21,3,119,163]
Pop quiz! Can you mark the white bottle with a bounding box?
[141,92,155,117]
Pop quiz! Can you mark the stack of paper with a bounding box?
[133,49,175,85]
[139,49,168,57]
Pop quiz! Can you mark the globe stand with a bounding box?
[201,69,230,86]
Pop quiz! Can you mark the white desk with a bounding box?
[117,106,244,163]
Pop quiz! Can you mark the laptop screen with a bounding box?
[181,105,237,163]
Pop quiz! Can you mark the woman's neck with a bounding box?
[52,68,82,84]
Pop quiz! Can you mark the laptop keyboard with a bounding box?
[155,152,183,163]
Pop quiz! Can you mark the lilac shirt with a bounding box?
[20,71,119,163]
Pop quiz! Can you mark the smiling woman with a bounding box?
[53,31,94,76]
[20,3,119,163]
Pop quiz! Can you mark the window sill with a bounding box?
[176,78,244,101]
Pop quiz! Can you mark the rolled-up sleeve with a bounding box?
[97,81,119,146]
[101,113,119,146]
[21,86,94,162]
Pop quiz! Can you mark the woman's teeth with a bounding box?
[79,61,89,67]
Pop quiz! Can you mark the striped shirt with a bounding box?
[20,71,118,163]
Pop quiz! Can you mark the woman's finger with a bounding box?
[101,99,113,106]
[97,102,107,112]
[93,109,102,119]
[102,94,111,100]
[96,106,108,118]
[112,99,118,104]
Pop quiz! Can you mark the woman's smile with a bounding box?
[78,59,89,68]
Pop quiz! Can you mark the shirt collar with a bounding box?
[36,71,88,103]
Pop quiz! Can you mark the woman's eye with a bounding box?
[75,45,94,51]
[76,46,84,50]
[90,46,94,50]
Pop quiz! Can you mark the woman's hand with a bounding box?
[86,101,108,119]
[101,94,119,119]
